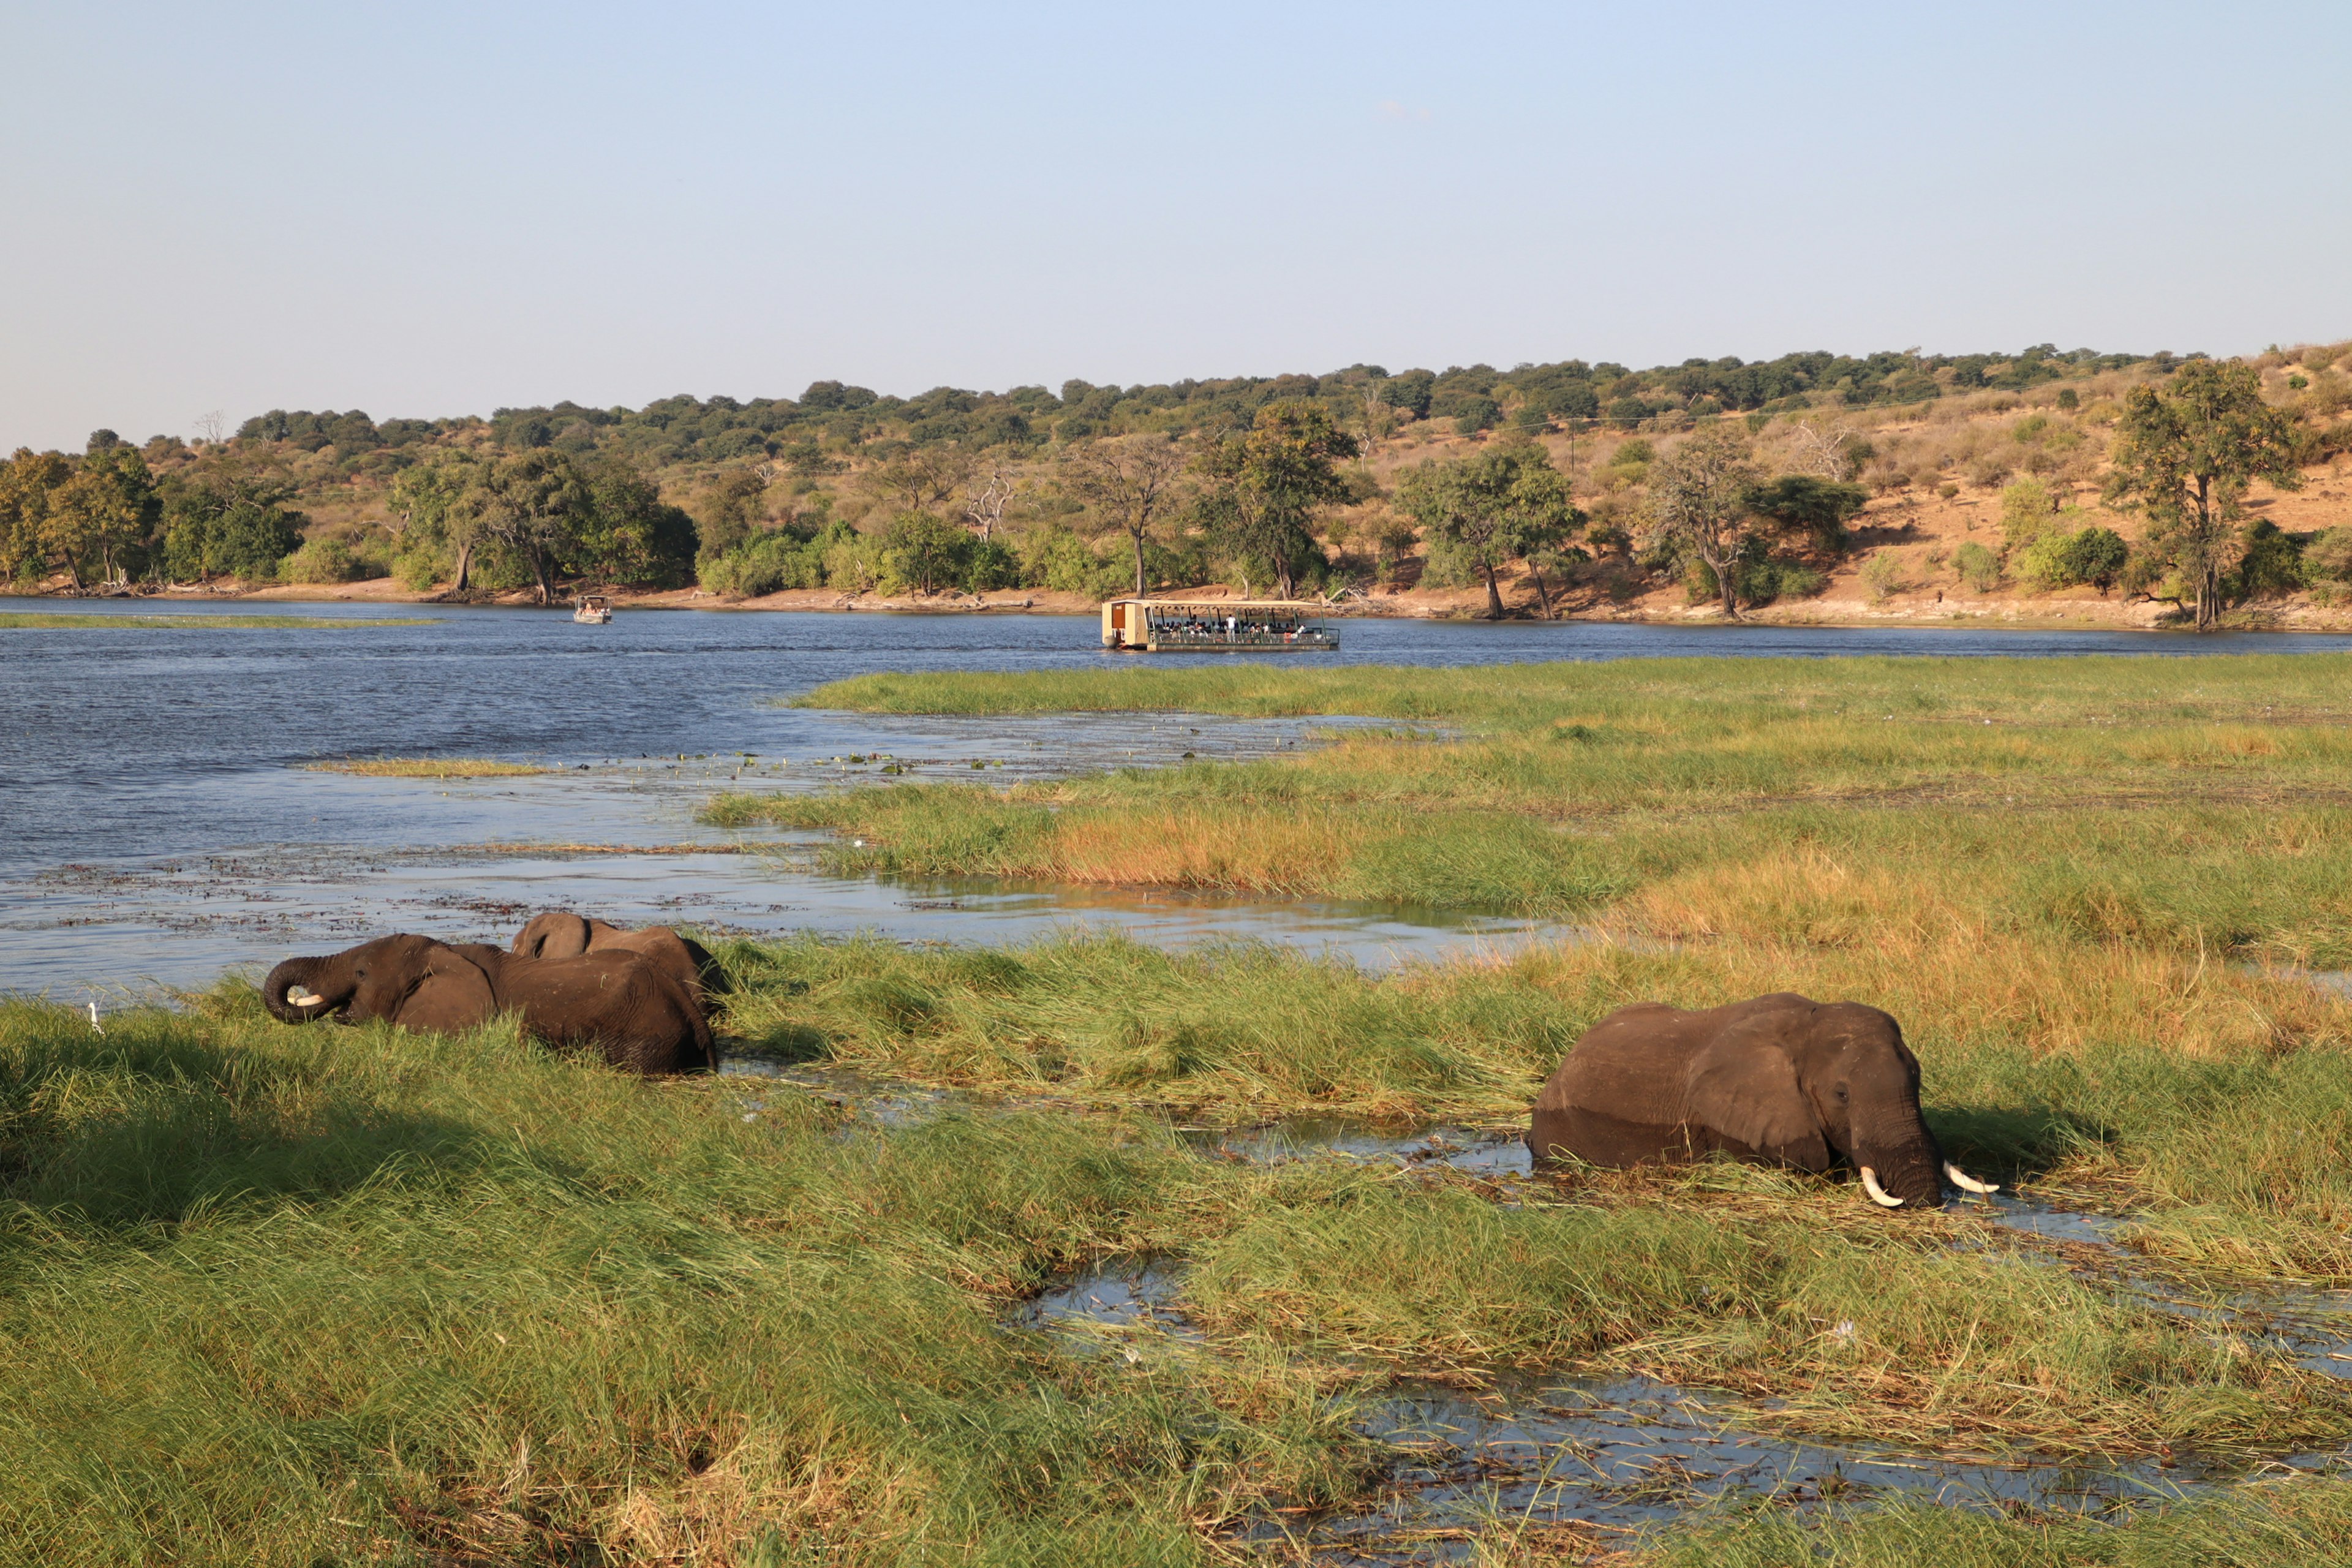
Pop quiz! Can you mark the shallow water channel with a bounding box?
[13,601,2352,996]
[741,1066,2352,1558]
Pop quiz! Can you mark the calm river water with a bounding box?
[6,598,2351,994]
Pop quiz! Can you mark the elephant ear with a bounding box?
[394,948,496,1034]
[514,912,591,960]
[1684,1031,1831,1170]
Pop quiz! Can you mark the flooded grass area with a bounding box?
[21,626,2352,1561]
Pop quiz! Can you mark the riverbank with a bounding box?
[35,570,2352,633]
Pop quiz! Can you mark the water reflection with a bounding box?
[1010,1261,2312,1560]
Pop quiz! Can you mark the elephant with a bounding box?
[1526,993,1996,1210]
[263,932,715,1074]
[509,911,723,1015]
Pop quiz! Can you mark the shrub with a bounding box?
[1953,540,2000,592]
[392,546,444,592]
[2056,388,2080,410]
[1017,524,1126,599]
[279,538,371,584]
[1936,483,1960,500]
[1451,396,1501,435]
[1858,552,1907,602]
[2305,526,2352,583]
[700,529,827,597]
[1999,478,2060,548]
[2060,526,2130,590]
[1963,450,2014,488]
[1686,545,1829,609]
[2231,519,2307,600]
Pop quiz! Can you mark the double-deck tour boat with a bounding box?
[1099,598,1337,652]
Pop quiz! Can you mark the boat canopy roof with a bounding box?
[1111,598,1327,612]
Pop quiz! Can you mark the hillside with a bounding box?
[6,342,2351,629]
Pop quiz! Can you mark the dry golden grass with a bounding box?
[304,756,550,778]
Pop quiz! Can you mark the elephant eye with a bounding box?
[1834,1086,1848,1101]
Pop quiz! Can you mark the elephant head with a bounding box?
[263,934,496,1031]
[1779,1003,1959,1207]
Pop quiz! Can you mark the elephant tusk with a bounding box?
[288,989,325,1008]
[1859,1166,1905,1208]
[1945,1161,2000,1195]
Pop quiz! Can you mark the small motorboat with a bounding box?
[573,594,613,625]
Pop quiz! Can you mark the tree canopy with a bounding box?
[2103,359,2303,630]
[1394,440,1582,619]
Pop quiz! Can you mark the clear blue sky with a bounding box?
[3,1,2345,451]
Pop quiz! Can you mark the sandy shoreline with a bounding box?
[25,574,2352,635]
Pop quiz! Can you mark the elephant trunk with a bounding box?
[1852,1131,1945,1209]
[262,956,349,1024]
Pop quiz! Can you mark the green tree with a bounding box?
[878,511,973,595]
[45,440,158,589]
[464,450,593,605]
[1394,439,1581,619]
[578,458,698,587]
[1194,401,1357,598]
[388,454,484,589]
[159,456,304,582]
[0,448,71,583]
[1744,474,1868,555]
[1059,433,1190,598]
[1642,428,1760,619]
[2103,359,2303,630]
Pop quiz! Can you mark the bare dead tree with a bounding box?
[1784,420,1861,481]
[194,410,226,446]
[1059,433,1191,598]
[963,469,1013,543]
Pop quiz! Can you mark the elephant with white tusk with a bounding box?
[1528,993,1996,1210]
[262,932,715,1075]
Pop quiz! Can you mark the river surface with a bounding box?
[7,598,2352,994]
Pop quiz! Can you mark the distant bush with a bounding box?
[1683,543,1826,609]
[2230,519,2306,600]
[1017,524,1126,599]
[2304,526,2352,582]
[392,546,445,592]
[2020,526,2130,592]
[2056,388,2079,410]
[1858,552,1907,602]
[1964,450,2014,488]
[1447,396,1501,435]
[1953,540,2001,592]
[1999,478,2060,548]
[701,529,829,597]
[280,537,376,584]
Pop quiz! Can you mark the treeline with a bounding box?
[0,436,696,600]
[216,344,2150,478]
[9,342,2345,619]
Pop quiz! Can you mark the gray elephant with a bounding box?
[1527,993,1996,1209]
[263,932,715,1074]
[509,911,722,1015]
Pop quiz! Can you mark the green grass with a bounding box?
[7,988,2350,1564]
[0,612,438,629]
[304,756,551,778]
[26,651,2352,1562]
